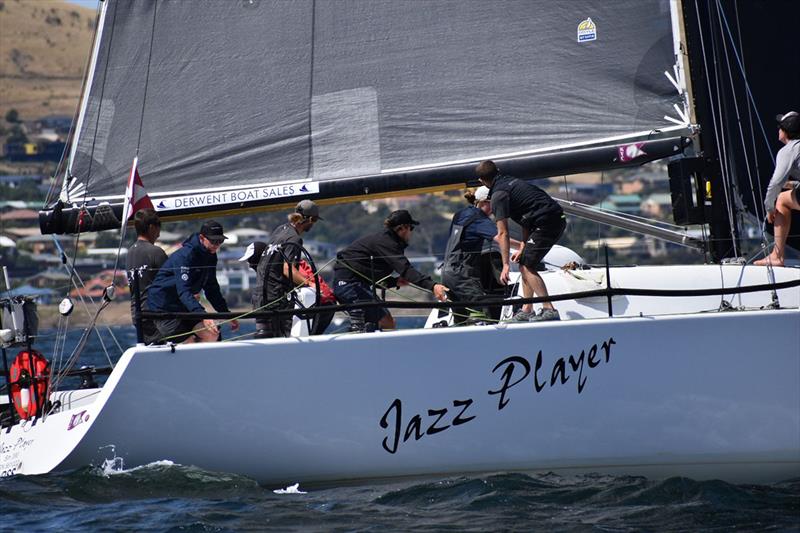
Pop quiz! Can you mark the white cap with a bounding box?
[474,186,490,203]
[238,242,256,262]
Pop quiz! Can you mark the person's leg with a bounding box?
[516,216,565,320]
[756,189,799,266]
[517,268,534,314]
[335,281,369,332]
[442,268,468,325]
[193,320,219,342]
[378,311,395,331]
[311,309,335,335]
[520,266,554,310]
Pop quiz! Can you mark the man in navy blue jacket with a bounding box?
[146,220,239,344]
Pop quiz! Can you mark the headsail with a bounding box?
[43,0,691,234]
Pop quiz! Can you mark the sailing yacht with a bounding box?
[1,0,798,485]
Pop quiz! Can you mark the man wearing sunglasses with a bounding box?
[146,220,239,344]
[333,209,448,332]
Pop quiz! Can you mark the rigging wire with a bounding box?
[715,2,762,228]
[711,0,777,286]
[693,1,739,259]
[67,0,119,280]
[110,1,160,281]
[51,236,121,363]
[714,0,775,166]
[708,16,739,260]
[732,1,765,211]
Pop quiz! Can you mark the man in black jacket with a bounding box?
[333,210,448,332]
[253,200,321,338]
[476,160,566,322]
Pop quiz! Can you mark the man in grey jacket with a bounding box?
[756,111,800,266]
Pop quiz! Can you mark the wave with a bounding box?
[2,470,798,531]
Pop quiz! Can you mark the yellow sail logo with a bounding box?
[577,17,597,43]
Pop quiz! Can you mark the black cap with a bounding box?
[296,199,323,220]
[776,111,800,136]
[386,209,420,228]
[200,220,228,242]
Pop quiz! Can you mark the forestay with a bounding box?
[54,0,688,224]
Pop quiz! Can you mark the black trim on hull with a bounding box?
[39,136,690,235]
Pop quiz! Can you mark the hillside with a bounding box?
[0,0,95,119]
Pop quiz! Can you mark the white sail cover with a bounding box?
[65,0,683,212]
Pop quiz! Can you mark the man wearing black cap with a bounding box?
[755,111,800,267]
[333,209,449,332]
[253,200,322,338]
[146,220,239,344]
[476,159,565,322]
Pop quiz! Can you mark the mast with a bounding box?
[670,0,739,261]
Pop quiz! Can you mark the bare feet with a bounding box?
[754,255,784,267]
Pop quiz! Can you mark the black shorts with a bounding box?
[520,214,566,269]
[146,318,202,344]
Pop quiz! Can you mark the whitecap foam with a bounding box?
[273,483,307,494]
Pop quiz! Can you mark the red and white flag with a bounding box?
[121,156,154,227]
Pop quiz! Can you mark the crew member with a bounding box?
[125,208,167,340]
[147,220,239,344]
[333,209,448,332]
[476,160,565,322]
[254,200,322,338]
[241,237,335,336]
[755,111,800,267]
[442,187,522,325]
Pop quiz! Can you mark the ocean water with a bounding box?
[2,323,799,531]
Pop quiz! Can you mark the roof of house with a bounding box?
[5,285,57,298]
[0,209,39,221]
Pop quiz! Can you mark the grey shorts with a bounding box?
[146,318,201,344]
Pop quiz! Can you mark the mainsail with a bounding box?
[42,0,691,234]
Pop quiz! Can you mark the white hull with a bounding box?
[2,266,799,485]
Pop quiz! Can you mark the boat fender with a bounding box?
[9,349,50,420]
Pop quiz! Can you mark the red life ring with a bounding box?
[9,350,50,420]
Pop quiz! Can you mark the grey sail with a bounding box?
[43,0,690,233]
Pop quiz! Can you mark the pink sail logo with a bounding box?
[67,410,90,431]
[618,142,647,162]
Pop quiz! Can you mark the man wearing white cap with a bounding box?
[441,187,521,325]
[756,111,800,266]
[253,200,322,338]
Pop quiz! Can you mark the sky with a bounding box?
[65,0,99,9]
